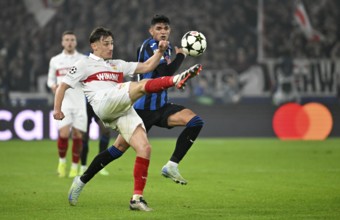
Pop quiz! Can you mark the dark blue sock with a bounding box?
[170,116,204,163]
[80,146,123,183]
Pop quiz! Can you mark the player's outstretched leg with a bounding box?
[174,64,202,89]
[140,64,202,96]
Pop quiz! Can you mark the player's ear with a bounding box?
[90,42,97,51]
[149,27,154,36]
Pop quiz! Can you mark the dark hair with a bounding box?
[62,30,75,37]
[151,14,170,25]
[89,27,114,43]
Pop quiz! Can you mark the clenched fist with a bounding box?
[158,40,169,52]
[53,111,65,120]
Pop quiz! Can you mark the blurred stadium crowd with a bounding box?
[0,0,339,96]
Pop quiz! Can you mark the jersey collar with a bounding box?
[89,53,104,61]
[62,50,78,56]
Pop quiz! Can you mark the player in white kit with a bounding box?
[47,31,87,178]
[53,27,202,211]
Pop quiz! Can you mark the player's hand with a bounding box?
[175,46,188,56]
[158,40,169,52]
[53,111,65,120]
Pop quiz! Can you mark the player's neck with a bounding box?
[63,49,76,55]
[92,52,107,60]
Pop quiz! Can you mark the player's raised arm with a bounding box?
[134,40,169,74]
[53,82,71,120]
[154,46,187,77]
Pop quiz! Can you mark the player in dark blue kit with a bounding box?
[135,15,204,184]
[113,14,204,185]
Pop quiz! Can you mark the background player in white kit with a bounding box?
[47,31,87,178]
[53,27,202,211]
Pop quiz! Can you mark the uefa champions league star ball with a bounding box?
[181,31,207,57]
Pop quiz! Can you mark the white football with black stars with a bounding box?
[181,31,207,57]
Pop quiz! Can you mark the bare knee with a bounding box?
[129,125,152,159]
[137,142,152,157]
[71,128,83,139]
[114,135,130,152]
[143,142,152,156]
[59,126,70,139]
[133,142,151,159]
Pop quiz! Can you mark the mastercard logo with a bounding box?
[272,102,333,140]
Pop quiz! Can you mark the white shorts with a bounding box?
[58,107,88,132]
[91,82,145,143]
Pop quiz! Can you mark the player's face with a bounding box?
[91,36,114,60]
[149,23,171,41]
[62,34,77,53]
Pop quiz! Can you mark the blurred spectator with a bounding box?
[1,0,339,94]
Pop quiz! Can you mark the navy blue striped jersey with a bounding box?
[134,38,172,110]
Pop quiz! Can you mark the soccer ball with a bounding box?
[181,31,207,57]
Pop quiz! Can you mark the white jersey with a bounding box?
[62,53,141,141]
[47,50,86,108]
[63,53,138,104]
[48,50,88,131]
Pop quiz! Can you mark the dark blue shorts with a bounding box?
[135,103,185,131]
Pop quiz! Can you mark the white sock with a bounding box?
[76,176,85,186]
[71,162,78,170]
[166,161,178,168]
[172,74,180,84]
[132,194,142,201]
[59,158,66,163]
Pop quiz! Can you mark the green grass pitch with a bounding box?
[0,138,340,219]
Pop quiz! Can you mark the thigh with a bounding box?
[128,80,147,103]
[128,125,151,159]
[158,103,186,128]
[167,108,197,127]
[94,83,132,124]
[115,107,145,144]
[135,109,162,132]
